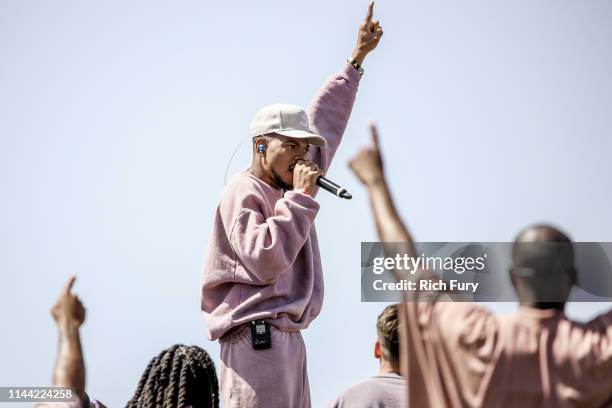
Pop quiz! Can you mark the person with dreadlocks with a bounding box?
[126,344,219,408]
[37,276,219,408]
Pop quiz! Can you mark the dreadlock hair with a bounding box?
[376,304,400,363]
[125,344,219,408]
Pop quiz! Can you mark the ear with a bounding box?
[374,340,381,359]
[570,267,578,285]
[254,137,268,153]
[509,269,519,290]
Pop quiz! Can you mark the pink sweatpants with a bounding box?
[219,325,311,408]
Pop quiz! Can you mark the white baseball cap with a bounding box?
[249,103,327,147]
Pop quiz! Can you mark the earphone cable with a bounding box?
[224,136,252,185]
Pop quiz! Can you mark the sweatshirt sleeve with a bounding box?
[221,186,320,284]
[307,62,361,173]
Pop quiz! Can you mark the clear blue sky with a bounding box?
[1,1,611,407]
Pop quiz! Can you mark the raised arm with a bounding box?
[307,2,383,173]
[37,277,107,408]
[52,276,86,400]
[349,124,416,257]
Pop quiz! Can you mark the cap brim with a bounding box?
[275,130,327,147]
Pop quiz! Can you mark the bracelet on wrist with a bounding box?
[346,57,364,76]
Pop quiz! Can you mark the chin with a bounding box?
[283,173,294,188]
[271,171,294,191]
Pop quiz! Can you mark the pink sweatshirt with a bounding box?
[401,300,612,407]
[201,63,361,341]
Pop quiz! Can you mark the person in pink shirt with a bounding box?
[329,304,406,408]
[349,124,612,408]
[200,3,383,407]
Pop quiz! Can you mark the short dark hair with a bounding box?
[376,304,400,363]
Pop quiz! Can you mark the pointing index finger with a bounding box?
[64,276,76,294]
[369,121,380,149]
[365,1,374,23]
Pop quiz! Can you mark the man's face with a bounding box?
[260,134,311,189]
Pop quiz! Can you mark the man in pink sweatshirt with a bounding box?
[201,3,383,407]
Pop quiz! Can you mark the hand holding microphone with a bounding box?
[292,160,323,197]
[293,160,353,199]
[293,123,388,199]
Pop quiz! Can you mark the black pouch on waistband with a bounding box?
[251,320,272,350]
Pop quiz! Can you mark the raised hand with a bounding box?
[51,276,86,329]
[348,123,385,186]
[352,1,384,65]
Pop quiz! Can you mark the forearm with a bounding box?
[367,177,426,295]
[367,178,416,256]
[52,324,85,398]
[307,63,360,172]
[351,48,368,66]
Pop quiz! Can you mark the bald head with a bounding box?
[514,224,571,245]
[510,224,576,309]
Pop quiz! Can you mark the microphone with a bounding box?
[316,176,352,200]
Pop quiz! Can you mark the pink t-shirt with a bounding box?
[201,63,361,340]
[401,299,612,407]
[329,373,406,408]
